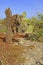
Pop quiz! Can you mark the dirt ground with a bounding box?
[0,33,43,65]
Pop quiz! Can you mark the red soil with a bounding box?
[0,33,25,41]
[0,41,25,65]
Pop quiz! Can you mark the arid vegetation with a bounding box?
[0,8,43,65]
[0,11,43,42]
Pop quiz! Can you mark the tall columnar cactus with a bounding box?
[4,8,23,43]
[5,8,13,43]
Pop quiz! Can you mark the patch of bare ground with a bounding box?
[0,42,26,65]
[0,33,43,65]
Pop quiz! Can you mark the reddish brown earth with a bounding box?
[0,41,26,65]
[0,33,25,41]
[0,33,26,65]
[0,33,43,65]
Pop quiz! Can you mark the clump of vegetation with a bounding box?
[21,13,43,42]
[0,12,43,42]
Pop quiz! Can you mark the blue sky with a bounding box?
[0,0,43,18]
